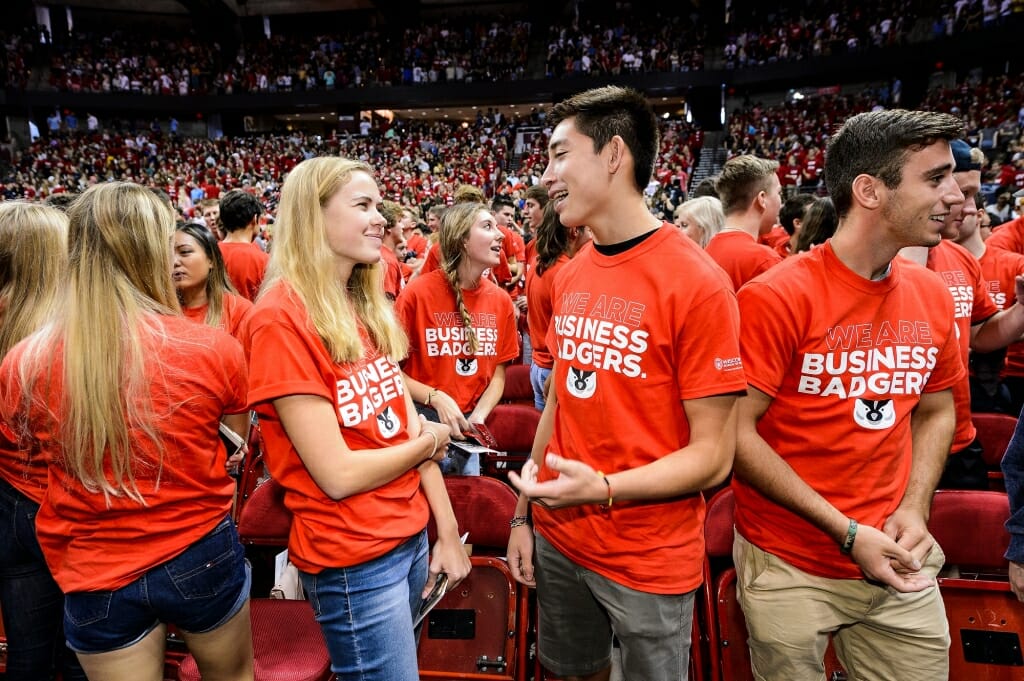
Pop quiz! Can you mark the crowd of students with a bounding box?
[4,76,1024,681]
[4,1,1022,94]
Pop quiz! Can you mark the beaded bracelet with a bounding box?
[509,515,530,529]
[839,519,858,554]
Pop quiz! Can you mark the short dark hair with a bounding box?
[491,195,515,212]
[218,190,263,232]
[691,177,719,199]
[548,86,659,193]
[779,194,815,235]
[824,110,963,219]
[43,193,79,212]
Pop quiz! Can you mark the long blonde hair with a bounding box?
[0,202,68,358]
[439,202,489,354]
[19,182,180,505]
[263,156,407,362]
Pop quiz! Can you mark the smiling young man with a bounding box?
[902,140,1024,488]
[506,86,744,681]
[732,110,965,680]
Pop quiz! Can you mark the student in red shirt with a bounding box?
[507,86,743,681]
[0,183,254,681]
[705,154,784,290]
[174,221,254,345]
[0,202,86,681]
[734,110,965,680]
[525,202,591,410]
[218,190,269,302]
[396,202,519,475]
[246,157,469,681]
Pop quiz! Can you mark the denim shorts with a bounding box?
[63,515,251,654]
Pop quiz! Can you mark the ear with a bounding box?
[605,135,627,175]
[851,174,882,210]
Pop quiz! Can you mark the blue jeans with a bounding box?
[530,363,552,411]
[300,530,429,681]
[63,515,251,654]
[0,476,87,681]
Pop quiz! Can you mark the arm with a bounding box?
[1002,413,1024,601]
[505,368,559,587]
[509,393,738,507]
[734,387,933,592]
[401,372,471,439]
[273,394,449,500]
[970,275,1024,352]
[221,411,252,472]
[417,460,472,595]
[882,389,955,566]
[467,363,506,425]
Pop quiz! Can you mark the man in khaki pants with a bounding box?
[732,109,966,680]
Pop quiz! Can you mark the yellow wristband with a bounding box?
[597,471,613,510]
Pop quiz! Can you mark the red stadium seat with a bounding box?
[501,364,535,406]
[482,404,541,477]
[420,476,530,681]
[929,489,1022,680]
[972,412,1018,491]
[177,476,330,681]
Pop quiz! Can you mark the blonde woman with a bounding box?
[674,195,725,248]
[395,202,519,475]
[246,156,469,681]
[0,184,254,681]
[0,202,87,681]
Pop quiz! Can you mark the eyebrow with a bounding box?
[921,162,953,178]
[548,137,567,153]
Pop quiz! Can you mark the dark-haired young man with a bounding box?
[218,189,268,302]
[733,110,966,679]
[507,86,744,681]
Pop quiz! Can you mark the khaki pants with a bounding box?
[733,533,949,681]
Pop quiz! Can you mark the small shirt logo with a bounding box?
[376,405,401,439]
[566,366,597,398]
[455,357,478,376]
[853,398,895,430]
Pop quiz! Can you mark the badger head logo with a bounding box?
[455,357,478,376]
[375,406,401,439]
[853,399,895,430]
[566,366,597,399]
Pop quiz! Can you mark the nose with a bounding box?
[540,163,553,188]
[944,177,965,208]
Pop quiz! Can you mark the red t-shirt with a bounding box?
[534,225,746,594]
[181,291,254,345]
[219,241,270,302]
[380,246,403,299]
[759,225,790,253]
[246,282,428,573]
[0,414,45,503]
[986,216,1024,255]
[395,270,519,413]
[705,230,784,292]
[407,233,429,260]
[979,246,1024,379]
[526,253,569,369]
[420,241,442,276]
[734,242,964,579]
[0,316,247,592]
[926,239,999,451]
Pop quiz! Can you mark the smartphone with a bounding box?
[413,573,449,627]
[465,422,498,450]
